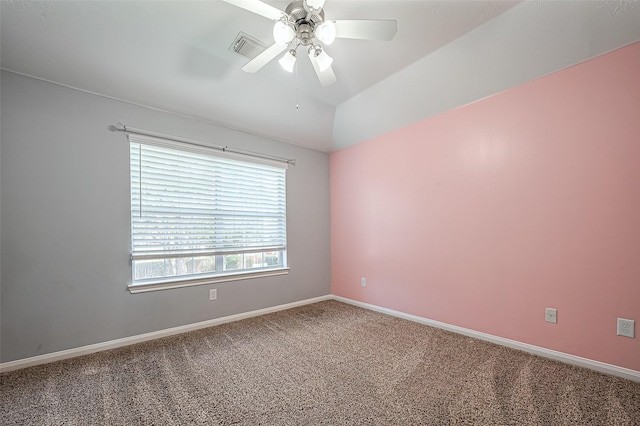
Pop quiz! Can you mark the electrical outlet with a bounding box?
[361,277,366,287]
[545,308,557,324]
[617,318,635,338]
[209,289,217,301]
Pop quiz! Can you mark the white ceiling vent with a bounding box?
[230,32,267,60]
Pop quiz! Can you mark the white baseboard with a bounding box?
[0,295,332,374]
[2,294,638,383]
[332,295,640,383]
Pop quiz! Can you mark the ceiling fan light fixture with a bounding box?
[222,0,399,87]
[279,49,297,73]
[273,21,295,45]
[316,20,336,45]
[310,47,333,72]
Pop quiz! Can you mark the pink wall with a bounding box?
[330,42,640,372]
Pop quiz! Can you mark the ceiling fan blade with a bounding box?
[309,54,337,87]
[222,0,283,20]
[242,43,287,73]
[333,20,398,41]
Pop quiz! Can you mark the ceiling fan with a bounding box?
[223,0,397,86]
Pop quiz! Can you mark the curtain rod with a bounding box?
[113,122,296,166]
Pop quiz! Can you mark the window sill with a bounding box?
[128,268,290,294]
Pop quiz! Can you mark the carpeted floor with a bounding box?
[1,300,639,425]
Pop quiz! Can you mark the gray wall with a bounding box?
[0,68,2,361]
[0,71,331,363]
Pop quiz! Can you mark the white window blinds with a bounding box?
[129,134,287,261]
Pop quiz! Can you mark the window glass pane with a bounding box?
[193,256,217,275]
[223,254,242,271]
[243,252,264,269]
[134,255,218,281]
[134,257,193,280]
[134,259,168,280]
[264,251,281,267]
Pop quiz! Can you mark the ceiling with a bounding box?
[2,1,640,152]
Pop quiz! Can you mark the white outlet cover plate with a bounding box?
[361,278,366,287]
[209,289,217,301]
[545,308,557,324]
[617,318,635,338]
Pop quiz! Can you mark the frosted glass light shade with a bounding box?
[316,21,336,45]
[279,50,297,73]
[306,0,325,10]
[314,49,333,71]
[273,21,295,45]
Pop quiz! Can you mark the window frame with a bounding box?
[127,133,289,293]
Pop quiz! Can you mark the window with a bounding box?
[128,134,288,292]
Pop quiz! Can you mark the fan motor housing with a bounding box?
[285,0,324,46]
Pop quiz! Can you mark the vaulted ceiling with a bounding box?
[2,1,639,152]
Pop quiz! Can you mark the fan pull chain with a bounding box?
[295,57,300,110]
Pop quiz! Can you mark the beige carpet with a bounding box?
[1,300,639,425]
